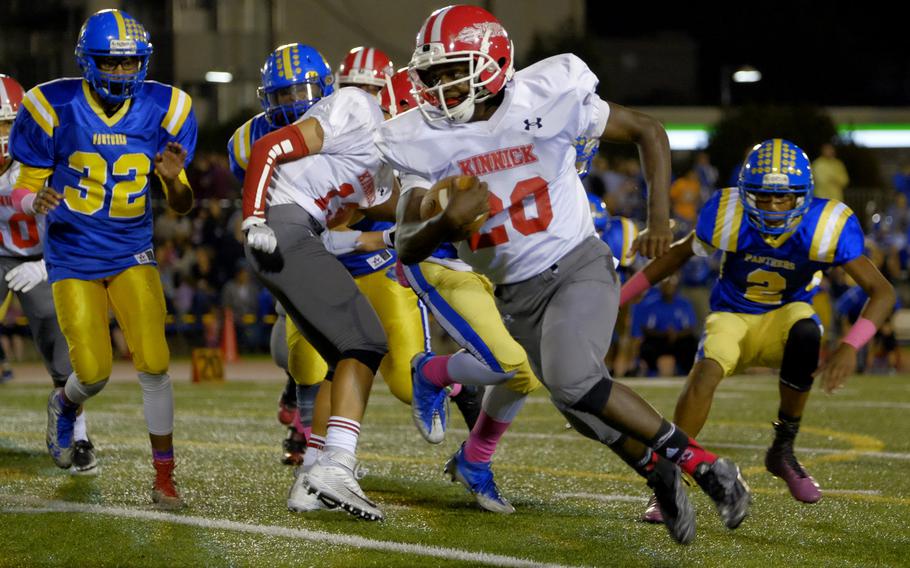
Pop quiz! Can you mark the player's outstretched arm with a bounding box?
[155,142,194,215]
[600,103,672,258]
[816,256,896,393]
[620,233,697,306]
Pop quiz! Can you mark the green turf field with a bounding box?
[1,371,909,567]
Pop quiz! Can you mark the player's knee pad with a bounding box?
[557,402,623,445]
[138,372,174,436]
[780,318,821,392]
[340,349,386,375]
[72,353,113,385]
[503,362,542,395]
[133,341,170,376]
[64,374,108,405]
[568,377,614,415]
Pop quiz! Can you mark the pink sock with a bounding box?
[302,425,312,441]
[463,411,511,463]
[293,410,306,435]
[420,355,453,388]
[447,383,462,398]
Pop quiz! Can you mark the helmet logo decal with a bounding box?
[109,39,138,53]
[454,22,506,45]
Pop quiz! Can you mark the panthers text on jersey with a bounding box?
[695,187,864,314]
[0,161,45,257]
[376,54,609,284]
[228,110,394,277]
[9,78,196,281]
[262,87,393,231]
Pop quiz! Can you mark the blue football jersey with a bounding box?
[227,113,395,277]
[10,78,196,281]
[695,187,865,314]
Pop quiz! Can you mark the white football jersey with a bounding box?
[268,87,394,229]
[0,161,45,257]
[377,54,609,284]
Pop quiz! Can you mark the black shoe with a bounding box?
[693,458,751,529]
[72,439,98,475]
[646,459,696,544]
[450,384,484,430]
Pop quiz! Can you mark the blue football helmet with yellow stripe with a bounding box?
[574,136,599,179]
[738,138,813,235]
[75,9,153,105]
[586,192,608,234]
[258,43,334,127]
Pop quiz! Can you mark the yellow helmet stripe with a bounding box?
[282,45,294,80]
[771,138,783,173]
[112,10,127,41]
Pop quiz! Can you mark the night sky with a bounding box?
[586,2,910,106]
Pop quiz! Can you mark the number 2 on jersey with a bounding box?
[64,151,150,218]
[744,268,786,305]
[469,176,553,250]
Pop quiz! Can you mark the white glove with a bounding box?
[242,216,278,253]
[5,259,48,293]
[321,230,362,256]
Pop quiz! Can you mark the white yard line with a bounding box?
[0,498,586,568]
[558,493,644,503]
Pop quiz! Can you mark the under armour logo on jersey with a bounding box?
[524,117,542,130]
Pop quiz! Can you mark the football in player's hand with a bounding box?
[419,175,490,237]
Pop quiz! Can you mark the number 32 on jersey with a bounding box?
[469,176,552,250]
[64,151,150,218]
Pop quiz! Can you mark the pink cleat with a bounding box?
[641,494,664,523]
[765,445,821,503]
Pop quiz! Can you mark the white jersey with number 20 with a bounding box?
[377,54,610,284]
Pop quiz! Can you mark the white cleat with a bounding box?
[287,468,338,513]
[305,449,383,521]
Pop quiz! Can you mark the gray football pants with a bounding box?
[494,236,623,445]
[0,256,72,385]
[245,204,388,369]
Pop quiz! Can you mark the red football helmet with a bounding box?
[336,47,394,89]
[409,4,514,123]
[0,74,25,167]
[378,68,418,118]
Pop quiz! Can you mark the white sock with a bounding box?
[74,411,88,442]
[325,416,360,455]
[138,372,174,436]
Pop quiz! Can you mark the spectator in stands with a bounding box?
[694,151,719,202]
[630,275,698,377]
[670,168,701,225]
[221,262,261,351]
[812,143,849,202]
[892,160,910,200]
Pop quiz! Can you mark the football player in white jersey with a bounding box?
[376,5,751,543]
[0,74,95,473]
[240,84,397,521]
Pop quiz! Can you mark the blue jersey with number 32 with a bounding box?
[695,187,864,314]
[9,78,196,282]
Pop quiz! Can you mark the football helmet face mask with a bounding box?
[336,47,394,92]
[575,136,600,179]
[409,4,514,124]
[259,43,334,127]
[378,68,418,118]
[75,9,153,105]
[0,74,25,168]
[738,138,814,236]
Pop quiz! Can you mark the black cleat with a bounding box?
[693,458,751,530]
[646,459,695,544]
[450,384,484,430]
[72,439,98,475]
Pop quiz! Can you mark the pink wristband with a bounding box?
[842,317,877,350]
[619,271,652,307]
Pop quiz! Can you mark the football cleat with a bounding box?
[152,460,185,510]
[410,352,448,444]
[71,439,99,475]
[287,467,339,513]
[646,459,696,545]
[305,449,383,521]
[765,441,822,503]
[281,427,306,466]
[450,383,484,431]
[641,494,664,524]
[693,458,751,530]
[46,389,77,469]
[444,443,514,514]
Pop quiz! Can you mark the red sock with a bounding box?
[676,437,717,476]
[421,355,453,388]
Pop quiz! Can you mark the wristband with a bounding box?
[842,317,876,350]
[619,271,652,307]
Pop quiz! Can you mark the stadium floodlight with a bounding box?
[205,71,233,83]
[732,66,762,83]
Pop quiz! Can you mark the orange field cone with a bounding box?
[221,307,239,364]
